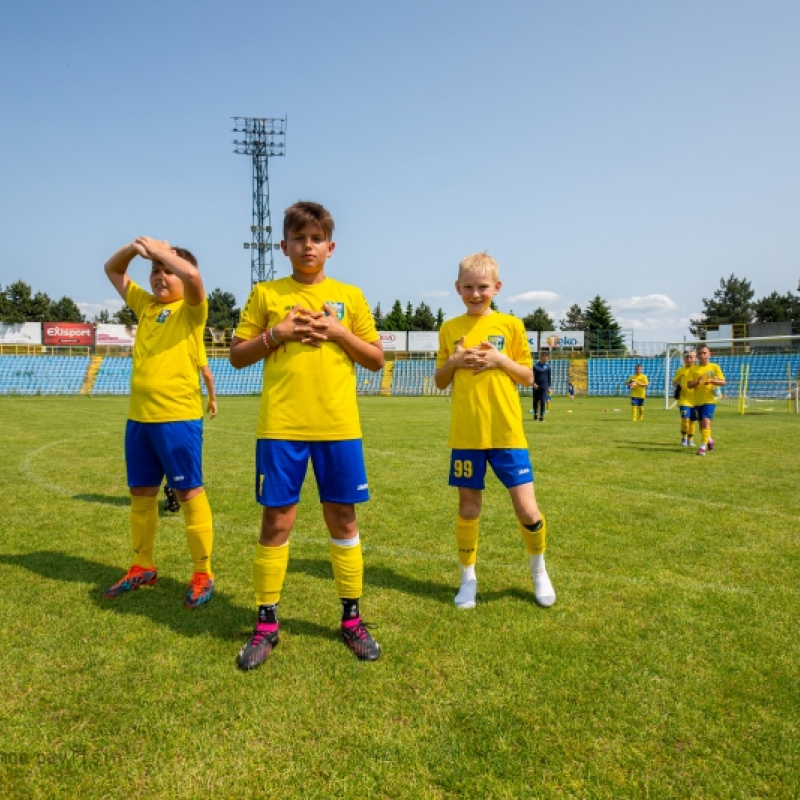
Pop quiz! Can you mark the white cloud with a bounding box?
[421,289,450,298]
[610,294,678,313]
[78,298,123,319]
[506,290,560,305]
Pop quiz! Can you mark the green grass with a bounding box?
[1,395,798,798]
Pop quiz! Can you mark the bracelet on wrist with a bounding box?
[268,327,280,346]
[262,329,275,351]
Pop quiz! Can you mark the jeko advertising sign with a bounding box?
[540,331,585,350]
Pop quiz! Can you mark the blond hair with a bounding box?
[458,252,499,282]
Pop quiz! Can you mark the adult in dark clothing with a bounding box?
[531,352,551,421]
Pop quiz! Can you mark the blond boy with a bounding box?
[434,252,555,610]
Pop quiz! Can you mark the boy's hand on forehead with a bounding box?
[134,236,172,261]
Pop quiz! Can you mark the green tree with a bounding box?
[404,302,415,331]
[383,300,406,331]
[752,291,800,323]
[435,308,445,329]
[521,307,555,332]
[94,309,111,324]
[559,304,586,331]
[372,302,385,329]
[207,288,240,330]
[113,305,138,326]
[0,283,24,323]
[48,296,86,322]
[690,274,754,335]
[584,295,626,352]
[411,301,437,331]
[2,280,52,322]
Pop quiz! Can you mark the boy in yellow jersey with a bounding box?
[231,201,385,670]
[103,237,215,609]
[434,252,555,610]
[687,345,726,456]
[672,350,697,447]
[626,364,649,421]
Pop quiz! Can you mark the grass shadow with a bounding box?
[0,550,333,644]
[72,493,130,507]
[286,557,456,605]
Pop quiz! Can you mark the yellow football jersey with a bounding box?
[627,373,649,399]
[436,312,531,450]
[672,366,694,407]
[235,275,379,440]
[126,281,207,422]
[688,362,725,406]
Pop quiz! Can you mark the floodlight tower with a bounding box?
[232,116,286,285]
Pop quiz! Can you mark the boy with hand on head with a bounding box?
[103,237,215,609]
[434,252,556,610]
[230,201,385,670]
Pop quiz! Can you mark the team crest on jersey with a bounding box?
[488,335,505,351]
[156,309,172,324]
[326,302,345,320]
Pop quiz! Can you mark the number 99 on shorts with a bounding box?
[452,459,473,479]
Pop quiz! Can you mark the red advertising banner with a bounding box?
[42,322,95,346]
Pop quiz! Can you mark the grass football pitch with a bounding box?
[0,395,798,799]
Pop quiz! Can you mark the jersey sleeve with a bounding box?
[234,285,266,341]
[436,325,453,369]
[349,290,379,343]
[510,318,532,368]
[125,281,149,320]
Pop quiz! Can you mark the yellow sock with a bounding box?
[182,491,214,576]
[680,419,688,435]
[330,536,363,599]
[130,495,158,568]
[456,514,479,567]
[638,407,644,421]
[520,514,547,555]
[253,541,289,606]
[701,429,711,446]
[688,420,695,438]
[631,406,637,421]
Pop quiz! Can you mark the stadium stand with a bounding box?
[2,352,797,399]
[356,364,384,396]
[0,355,90,395]
[588,357,666,397]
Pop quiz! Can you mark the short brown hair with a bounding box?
[283,201,335,241]
[172,247,197,268]
[457,252,499,282]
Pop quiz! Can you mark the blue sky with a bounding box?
[1,0,799,345]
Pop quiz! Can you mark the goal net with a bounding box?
[663,335,800,414]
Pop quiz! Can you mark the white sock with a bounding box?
[530,554,556,608]
[455,565,477,609]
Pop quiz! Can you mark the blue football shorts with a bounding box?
[125,419,204,490]
[679,405,700,421]
[694,403,717,421]
[448,448,534,490]
[631,397,645,406]
[255,439,369,507]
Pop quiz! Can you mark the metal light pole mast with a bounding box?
[232,116,286,285]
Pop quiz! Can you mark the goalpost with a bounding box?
[663,334,800,414]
